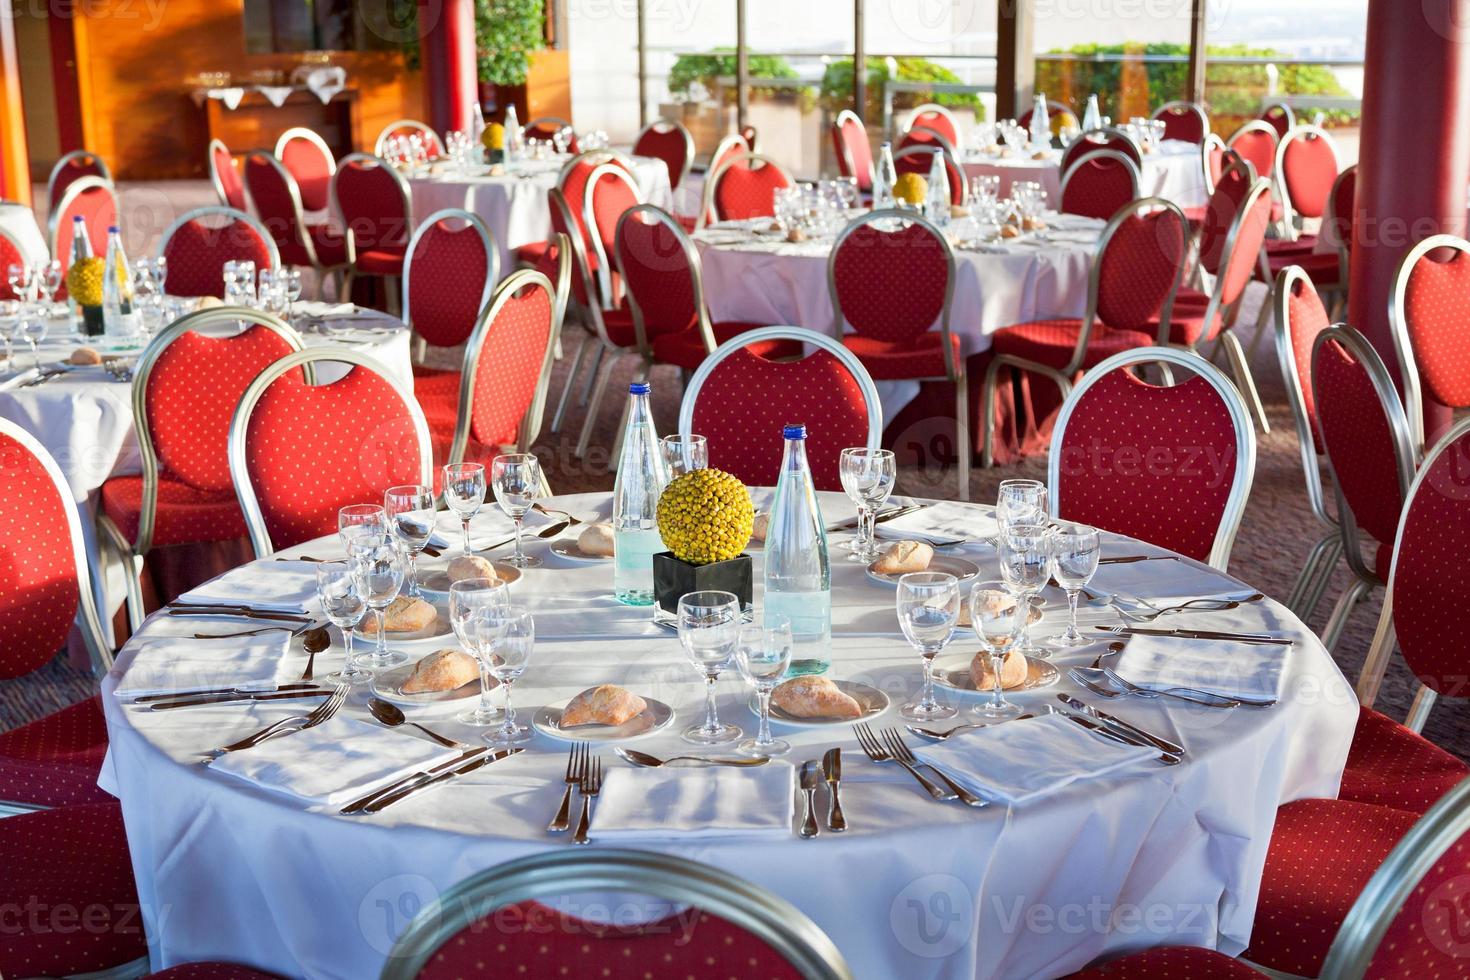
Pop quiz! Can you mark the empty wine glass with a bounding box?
[896,572,960,720]
[7,264,32,304]
[839,447,897,561]
[0,300,18,366]
[1049,522,1100,648]
[734,617,794,757]
[19,310,46,370]
[442,462,486,556]
[678,590,742,744]
[998,523,1053,658]
[147,256,168,296]
[38,260,61,316]
[482,606,534,745]
[384,484,436,597]
[283,267,302,321]
[660,433,708,478]
[996,479,1046,532]
[490,453,541,568]
[315,561,372,685]
[338,503,387,555]
[351,539,408,669]
[970,581,1024,718]
[449,577,511,726]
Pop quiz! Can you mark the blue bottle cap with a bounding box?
[629,381,650,395]
[107,225,120,234]
[72,215,84,223]
[783,423,807,440]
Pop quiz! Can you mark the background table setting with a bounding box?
[99,474,1357,979]
[961,139,1208,210]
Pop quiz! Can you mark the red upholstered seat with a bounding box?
[841,331,961,379]
[993,319,1154,369]
[303,223,349,267]
[278,133,333,211]
[831,112,874,191]
[1399,244,1470,409]
[210,142,247,211]
[711,156,792,220]
[0,696,110,807]
[513,239,551,266]
[1060,152,1139,220]
[0,802,146,977]
[413,368,461,433]
[1266,248,1340,287]
[244,153,347,273]
[1066,945,1259,977]
[146,964,283,979]
[100,476,245,546]
[456,275,558,448]
[407,213,494,350]
[651,320,787,372]
[1342,705,1469,814]
[354,244,407,276]
[334,157,412,279]
[1281,132,1338,221]
[160,214,275,298]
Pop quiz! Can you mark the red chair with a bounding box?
[1019,99,1079,134]
[1150,100,1209,144]
[1388,233,1470,453]
[904,102,962,150]
[242,151,351,294]
[378,849,850,979]
[229,348,431,555]
[828,210,970,497]
[1200,133,1228,194]
[696,133,752,227]
[1226,120,1278,179]
[1274,125,1340,240]
[1258,99,1296,138]
[0,225,31,300]
[740,123,759,151]
[273,127,336,212]
[208,138,247,211]
[830,108,874,193]
[402,208,497,362]
[0,418,111,812]
[1062,127,1143,174]
[632,117,695,190]
[514,149,634,269]
[47,175,117,275]
[331,152,414,306]
[582,162,643,307]
[701,152,795,226]
[897,124,957,156]
[1059,149,1141,220]
[156,206,279,298]
[985,198,1189,467]
[680,327,881,491]
[893,145,967,205]
[523,115,579,152]
[45,149,110,218]
[1048,347,1255,569]
[374,118,445,158]
[1309,324,1417,650]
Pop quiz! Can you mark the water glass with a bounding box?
[315,561,371,685]
[839,447,897,562]
[384,484,436,597]
[0,300,18,365]
[896,572,960,721]
[491,453,542,568]
[338,503,387,555]
[1049,523,1100,648]
[734,618,794,757]
[970,582,1024,718]
[678,590,742,744]
[352,539,407,668]
[442,462,487,556]
[283,268,303,319]
[7,264,32,304]
[482,606,535,745]
[998,523,1053,658]
[996,479,1047,532]
[38,260,62,314]
[660,433,708,478]
[19,310,46,370]
[449,577,511,726]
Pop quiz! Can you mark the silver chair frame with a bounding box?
[1259,99,1298,135]
[827,208,969,498]
[379,848,853,980]
[273,126,338,178]
[46,175,119,261]
[1200,132,1228,194]
[374,118,446,158]
[1150,100,1210,143]
[1062,126,1143,174]
[831,108,873,189]
[523,115,575,139]
[242,150,352,296]
[401,207,498,363]
[582,162,644,304]
[698,151,795,230]
[1273,124,1339,240]
[1387,233,1470,454]
[891,145,968,204]
[633,117,696,190]
[155,205,282,272]
[556,148,639,188]
[899,124,960,159]
[1047,346,1256,572]
[206,139,242,210]
[46,149,112,219]
[903,102,964,152]
[227,348,432,557]
[330,152,415,312]
[1058,148,1142,217]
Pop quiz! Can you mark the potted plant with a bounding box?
[475,0,546,122]
[652,468,756,618]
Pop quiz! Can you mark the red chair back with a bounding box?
[404,209,496,348]
[1393,236,1470,411]
[616,205,703,344]
[243,152,315,267]
[276,129,335,212]
[1324,164,1357,257]
[0,229,25,300]
[461,269,559,449]
[906,106,960,147]
[1278,127,1338,221]
[710,154,793,221]
[1152,102,1208,144]
[333,154,412,256]
[1062,128,1142,173]
[51,177,116,272]
[1059,150,1140,221]
[892,147,966,205]
[548,188,599,309]
[524,117,579,153]
[1275,267,1333,448]
[1213,181,1273,313]
[1258,102,1295,138]
[898,126,954,155]
[557,154,616,254]
[158,208,276,298]
[632,120,694,190]
[830,212,953,345]
[584,164,641,267]
[1093,201,1188,332]
[209,140,247,211]
[1202,134,1227,191]
[740,124,758,150]
[47,151,109,212]
[1019,101,1077,131]
[1227,122,1278,178]
[831,110,873,192]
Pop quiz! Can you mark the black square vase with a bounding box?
[653,552,754,616]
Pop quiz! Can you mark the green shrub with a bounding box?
[819,57,983,120]
[668,48,800,104]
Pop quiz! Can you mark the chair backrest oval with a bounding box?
[1322,164,1358,260]
[831,109,874,192]
[1258,101,1296,138]
[829,209,955,350]
[242,151,316,266]
[1390,234,1470,450]
[548,187,600,312]
[1227,120,1279,178]
[208,139,247,211]
[680,326,882,492]
[904,103,961,150]
[1151,101,1209,144]
[374,119,445,158]
[274,127,336,212]
[1201,132,1228,192]
[0,226,28,300]
[1059,149,1142,221]
[615,204,705,349]
[706,152,795,223]
[892,146,966,205]
[403,208,497,349]
[47,150,111,216]
[229,349,432,556]
[1062,127,1142,173]
[583,163,643,303]
[156,207,279,298]
[556,153,627,255]
[1196,159,1253,273]
[1276,125,1339,223]
[524,116,578,152]
[49,176,117,271]
[632,118,695,191]
[897,125,957,157]
[707,133,750,177]
[1048,346,1255,569]
[332,153,413,256]
[1091,197,1189,334]
[1211,177,1273,312]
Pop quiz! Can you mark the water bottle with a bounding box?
[763,424,832,674]
[612,382,669,605]
[873,141,897,210]
[102,226,140,344]
[925,150,951,226]
[469,99,486,144]
[1029,93,1051,147]
[503,104,522,168]
[1082,94,1102,132]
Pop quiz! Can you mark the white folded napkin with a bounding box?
[1114,634,1288,701]
[427,508,555,551]
[1091,559,1255,607]
[590,764,797,839]
[292,302,356,318]
[913,714,1154,806]
[209,717,460,805]
[114,634,291,698]
[877,501,995,545]
[174,561,316,615]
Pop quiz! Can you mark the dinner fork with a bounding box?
[549,742,588,832]
[882,729,986,807]
[207,684,347,758]
[571,754,603,845]
[853,722,953,801]
[1100,666,1275,708]
[1108,593,1264,623]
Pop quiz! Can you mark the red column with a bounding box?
[1350,0,1470,441]
[418,0,478,135]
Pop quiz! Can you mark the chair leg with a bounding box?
[1286,531,1342,618]
[954,367,971,501]
[979,360,1002,470]
[1320,577,1374,652]
[579,343,607,406]
[575,351,622,459]
[1357,604,1396,708]
[550,337,589,434]
[1403,686,1439,734]
[1219,330,1271,433]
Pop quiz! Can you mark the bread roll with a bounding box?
[999,224,1022,239]
[192,295,223,312]
[446,555,498,585]
[69,346,102,366]
[750,512,769,543]
[577,523,614,557]
[561,685,648,727]
[402,649,479,693]
[360,595,436,635]
[969,649,1028,691]
[873,540,933,575]
[771,676,863,719]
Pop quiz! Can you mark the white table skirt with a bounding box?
[99,491,1357,979]
[963,140,1207,211]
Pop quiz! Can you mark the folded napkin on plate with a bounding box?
[210,717,461,805]
[877,500,996,545]
[913,714,1154,806]
[591,764,797,839]
[428,509,556,550]
[292,301,356,318]
[1091,559,1255,607]
[114,634,291,698]
[1114,633,1288,701]
[174,561,316,615]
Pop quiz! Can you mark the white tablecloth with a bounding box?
[99,492,1357,980]
[408,155,673,282]
[0,202,48,265]
[963,140,1207,210]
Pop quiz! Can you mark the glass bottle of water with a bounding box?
[763,424,831,674]
[1082,94,1102,132]
[68,216,97,335]
[873,141,897,210]
[612,382,669,605]
[503,104,522,169]
[1029,93,1051,148]
[925,150,951,226]
[102,226,140,345]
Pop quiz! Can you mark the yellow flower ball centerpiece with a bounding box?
[65,256,106,336]
[652,467,755,617]
[481,122,506,163]
[893,172,928,207]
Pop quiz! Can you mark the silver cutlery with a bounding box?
[1055,694,1187,756]
[799,761,822,838]
[191,619,329,640]
[363,748,522,814]
[1095,625,1293,646]
[1101,666,1276,708]
[826,503,924,533]
[299,626,330,680]
[535,520,572,539]
[822,748,845,832]
[571,754,603,844]
[131,681,322,704]
[615,747,769,767]
[533,503,584,528]
[339,748,488,813]
[1098,555,1180,565]
[150,688,334,711]
[905,713,1034,741]
[549,742,588,832]
[166,605,311,624]
[882,728,986,808]
[1069,666,1240,709]
[1109,594,1264,623]
[366,698,466,748]
[853,722,954,801]
[1046,705,1181,765]
[207,684,347,757]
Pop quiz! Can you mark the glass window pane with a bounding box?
[865,1,997,142]
[1033,4,1194,125]
[567,3,642,143]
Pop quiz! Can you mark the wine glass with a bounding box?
[482,606,534,745]
[659,433,708,478]
[996,479,1046,532]
[678,590,742,744]
[998,523,1053,658]
[442,462,486,557]
[283,268,302,321]
[338,503,387,555]
[734,617,794,757]
[839,447,897,562]
[147,256,168,297]
[19,309,46,370]
[352,539,408,669]
[38,260,61,316]
[969,582,1024,718]
[0,300,18,366]
[7,264,32,304]
[384,484,436,597]
[896,572,960,721]
[1049,522,1100,648]
[315,561,372,685]
[490,454,541,568]
[449,577,511,726]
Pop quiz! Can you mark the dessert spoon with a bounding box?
[367,698,466,748]
[615,747,769,768]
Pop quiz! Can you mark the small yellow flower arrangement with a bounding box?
[66,257,105,308]
[657,468,754,565]
[481,123,505,152]
[894,173,928,206]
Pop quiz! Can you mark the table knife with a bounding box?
[822,748,846,832]
[1055,694,1185,756]
[131,682,322,704]
[1096,625,1292,646]
[339,747,488,814]
[165,606,311,623]
[148,689,333,711]
[1053,709,1181,765]
[361,748,523,814]
[1098,555,1179,565]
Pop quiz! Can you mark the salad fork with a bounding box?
[881,729,986,807]
[1101,666,1274,707]
[548,742,587,832]
[571,754,603,845]
[1069,666,1241,708]
[1108,593,1264,623]
[206,684,347,758]
[853,722,953,801]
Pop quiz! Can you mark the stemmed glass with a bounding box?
[896,572,960,721]
[660,434,708,478]
[969,581,1024,718]
[839,447,897,562]
[442,462,486,557]
[482,606,535,745]
[353,538,408,668]
[315,561,372,685]
[338,503,387,554]
[449,577,511,726]
[0,300,18,366]
[147,256,168,298]
[996,478,1047,532]
[38,260,61,316]
[1049,523,1100,648]
[678,590,742,744]
[998,523,1053,658]
[734,617,794,757]
[384,484,436,597]
[490,454,542,568]
[283,268,303,321]
[19,309,46,370]
[7,264,32,305]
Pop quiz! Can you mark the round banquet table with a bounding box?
[407,155,673,282]
[962,140,1208,210]
[98,491,1357,979]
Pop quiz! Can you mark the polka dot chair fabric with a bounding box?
[907,108,960,148]
[993,319,1153,371]
[0,695,110,807]
[1281,272,1332,446]
[561,156,631,254]
[831,113,874,191]
[145,964,282,979]
[52,180,116,271]
[278,133,333,212]
[243,154,348,270]
[633,122,693,190]
[711,156,793,221]
[160,214,276,299]
[1196,165,1252,273]
[211,142,247,211]
[334,157,411,275]
[1227,125,1278,178]
[1341,705,1469,814]
[587,167,642,275]
[892,148,966,205]
[1279,131,1338,221]
[831,219,951,348]
[1400,244,1470,409]
[1060,153,1139,221]
[1066,944,1259,977]
[1153,104,1208,145]
[1062,131,1142,174]
[406,213,493,349]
